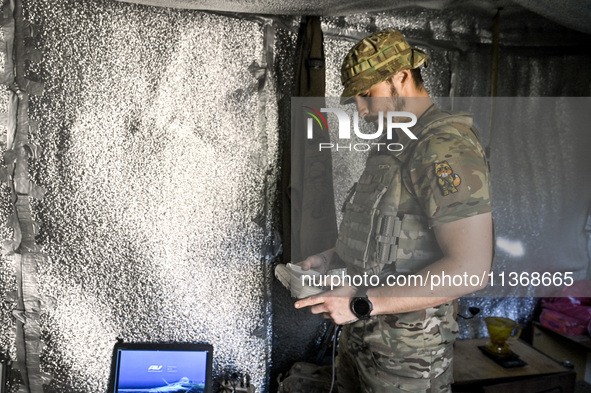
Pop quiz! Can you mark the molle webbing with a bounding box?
[335,151,405,274]
[375,214,402,267]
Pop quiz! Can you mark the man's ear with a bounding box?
[397,69,411,85]
[389,70,410,90]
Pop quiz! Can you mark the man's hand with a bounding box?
[296,254,326,273]
[296,249,334,274]
[294,285,359,325]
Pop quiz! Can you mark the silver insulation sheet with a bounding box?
[0,10,15,356]
[0,0,20,381]
[115,0,591,36]
[0,97,16,363]
[2,0,281,391]
[0,0,15,358]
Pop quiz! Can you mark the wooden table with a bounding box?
[533,322,591,383]
[453,338,576,392]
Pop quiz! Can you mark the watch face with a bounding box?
[353,297,371,317]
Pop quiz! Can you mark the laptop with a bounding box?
[107,342,213,393]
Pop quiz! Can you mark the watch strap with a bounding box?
[355,285,369,298]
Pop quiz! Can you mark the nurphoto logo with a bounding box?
[303,107,418,152]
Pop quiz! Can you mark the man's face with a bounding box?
[354,78,406,126]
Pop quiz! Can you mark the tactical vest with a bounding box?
[335,107,476,276]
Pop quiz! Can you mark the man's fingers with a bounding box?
[294,258,312,271]
[299,260,311,270]
[294,296,324,309]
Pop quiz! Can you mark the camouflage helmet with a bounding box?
[341,30,429,103]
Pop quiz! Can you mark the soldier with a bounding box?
[295,30,493,392]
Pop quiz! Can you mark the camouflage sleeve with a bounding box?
[407,123,491,227]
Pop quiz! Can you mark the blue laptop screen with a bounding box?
[111,346,211,393]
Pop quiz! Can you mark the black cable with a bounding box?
[328,324,341,393]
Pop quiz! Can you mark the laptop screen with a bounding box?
[108,342,213,393]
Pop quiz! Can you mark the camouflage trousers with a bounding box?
[336,302,458,393]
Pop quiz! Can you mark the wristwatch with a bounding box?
[350,286,373,320]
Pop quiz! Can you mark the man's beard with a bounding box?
[363,82,407,126]
[389,82,406,112]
